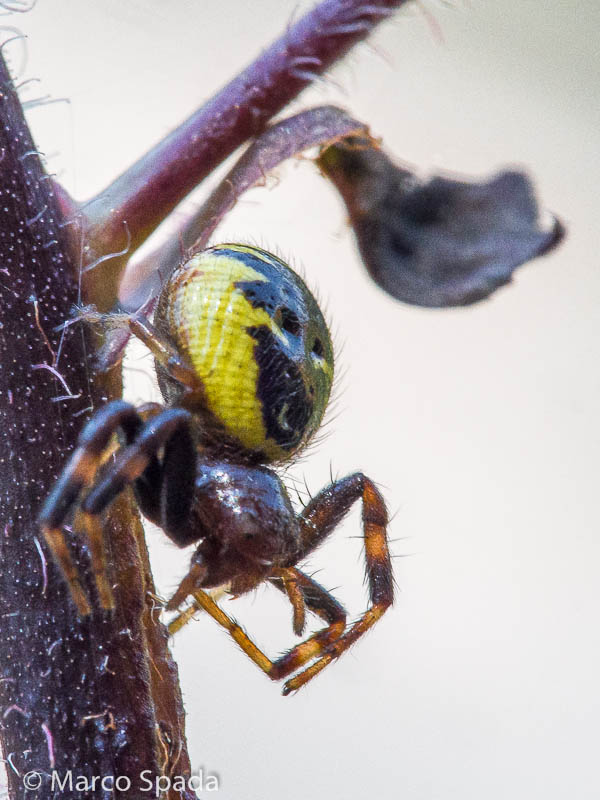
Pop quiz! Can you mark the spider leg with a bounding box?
[128,316,202,393]
[273,567,307,636]
[167,569,347,695]
[39,400,152,615]
[166,585,229,634]
[269,567,347,635]
[165,562,208,613]
[170,567,311,637]
[78,408,193,612]
[39,404,192,615]
[281,472,393,693]
[267,568,348,685]
[166,474,391,693]
[81,408,193,530]
[77,403,183,607]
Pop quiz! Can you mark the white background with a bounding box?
[3,2,599,798]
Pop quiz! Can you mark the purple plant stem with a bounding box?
[0,55,193,800]
[122,105,368,310]
[80,0,409,309]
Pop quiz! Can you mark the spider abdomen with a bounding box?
[156,244,334,463]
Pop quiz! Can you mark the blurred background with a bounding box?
[4,1,599,798]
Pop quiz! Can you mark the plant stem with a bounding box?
[0,56,192,800]
[79,0,409,310]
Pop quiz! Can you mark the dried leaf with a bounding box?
[319,139,565,307]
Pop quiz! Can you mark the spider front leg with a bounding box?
[77,408,193,607]
[39,400,152,614]
[39,402,192,615]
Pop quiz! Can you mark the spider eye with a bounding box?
[279,307,301,337]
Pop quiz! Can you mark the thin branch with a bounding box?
[122,105,370,310]
[75,0,410,310]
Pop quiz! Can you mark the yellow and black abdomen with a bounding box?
[155,244,334,464]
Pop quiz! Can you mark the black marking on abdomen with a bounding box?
[246,325,312,451]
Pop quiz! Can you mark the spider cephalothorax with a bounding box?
[39,244,393,693]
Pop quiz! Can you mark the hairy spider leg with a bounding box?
[167,567,347,694]
[284,473,393,693]
[78,408,194,611]
[39,400,156,615]
[131,408,197,533]
[277,567,307,635]
[166,474,391,693]
[166,585,230,634]
[165,562,208,613]
[128,316,202,393]
[269,567,348,629]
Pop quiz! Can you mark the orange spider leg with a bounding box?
[275,567,306,635]
[167,568,347,692]
[283,474,393,693]
[78,510,115,612]
[39,400,150,615]
[39,402,190,614]
[78,410,194,611]
[165,473,392,694]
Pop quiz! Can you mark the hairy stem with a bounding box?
[122,105,369,310]
[78,0,409,310]
[0,56,192,800]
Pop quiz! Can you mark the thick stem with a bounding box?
[0,58,192,800]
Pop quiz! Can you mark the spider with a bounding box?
[39,244,393,694]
